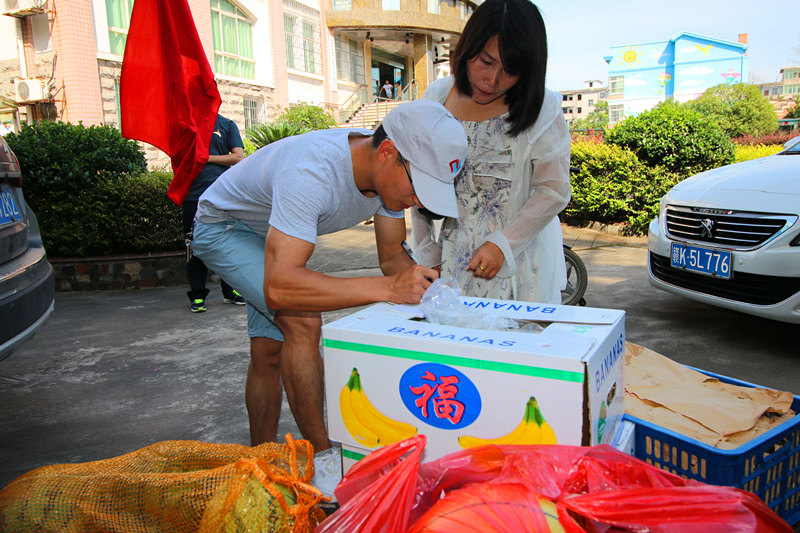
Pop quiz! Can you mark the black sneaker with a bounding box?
[222,290,246,305]
[190,299,206,313]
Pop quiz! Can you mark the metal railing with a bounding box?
[346,97,395,129]
[337,84,370,125]
[338,80,418,127]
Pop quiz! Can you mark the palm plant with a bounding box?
[245,121,310,149]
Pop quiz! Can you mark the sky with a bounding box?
[534,0,800,92]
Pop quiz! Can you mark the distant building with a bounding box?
[759,66,800,98]
[559,79,607,126]
[757,66,800,124]
[604,32,749,125]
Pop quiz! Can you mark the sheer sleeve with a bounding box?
[486,114,571,278]
[410,207,443,267]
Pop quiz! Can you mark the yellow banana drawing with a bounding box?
[459,396,540,448]
[458,396,557,448]
[533,398,558,445]
[352,385,417,442]
[340,368,417,447]
[339,369,381,448]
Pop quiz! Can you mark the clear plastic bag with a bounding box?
[419,278,543,332]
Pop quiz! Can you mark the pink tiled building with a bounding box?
[1,0,474,162]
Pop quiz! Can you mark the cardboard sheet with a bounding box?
[625,342,795,449]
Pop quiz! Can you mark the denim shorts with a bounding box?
[191,219,284,341]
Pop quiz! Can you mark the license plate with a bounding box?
[0,185,22,227]
[670,242,732,279]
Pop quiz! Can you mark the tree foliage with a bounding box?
[784,96,800,119]
[605,101,735,176]
[684,83,778,138]
[275,102,336,130]
[571,100,608,131]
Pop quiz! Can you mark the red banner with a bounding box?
[120,0,220,206]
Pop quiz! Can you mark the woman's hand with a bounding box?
[467,241,504,279]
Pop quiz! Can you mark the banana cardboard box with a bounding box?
[322,299,625,470]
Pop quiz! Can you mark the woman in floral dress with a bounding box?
[411,0,571,303]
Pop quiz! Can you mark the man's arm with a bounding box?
[373,214,415,276]
[263,227,436,312]
[207,146,244,167]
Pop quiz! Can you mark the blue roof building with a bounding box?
[604,32,749,125]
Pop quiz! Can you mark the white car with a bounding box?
[647,136,800,324]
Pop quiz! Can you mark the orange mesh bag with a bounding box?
[0,434,326,532]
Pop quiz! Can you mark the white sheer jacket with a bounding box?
[410,76,572,303]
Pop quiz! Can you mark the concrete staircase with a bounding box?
[339,99,401,130]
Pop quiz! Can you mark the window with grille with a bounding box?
[335,35,365,84]
[113,78,122,129]
[610,105,623,123]
[243,97,265,131]
[211,0,255,79]
[284,0,322,74]
[332,0,351,9]
[106,0,134,55]
[459,0,472,18]
[609,77,623,94]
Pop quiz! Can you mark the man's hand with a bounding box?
[386,264,438,304]
[467,241,504,280]
[265,228,436,311]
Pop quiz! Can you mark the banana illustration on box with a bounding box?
[340,368,417,448]
[458,396,557,449]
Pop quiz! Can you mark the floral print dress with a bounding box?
[440,115,516,299]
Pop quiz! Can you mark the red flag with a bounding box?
[120,0,221,206]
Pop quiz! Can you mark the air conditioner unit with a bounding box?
[3,0,46,17]
[14,78,45,103]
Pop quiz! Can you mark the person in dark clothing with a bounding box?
[183,114,245,312]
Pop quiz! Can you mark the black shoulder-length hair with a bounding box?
[451,0,548,137]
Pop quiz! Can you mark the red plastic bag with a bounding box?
[318,439,793,532]
[315,435,426,533]
[561,485,793,533]
[412,444,792,533]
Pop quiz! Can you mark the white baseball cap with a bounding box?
[381,100,467,218]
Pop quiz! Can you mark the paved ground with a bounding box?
[2,221,798,528]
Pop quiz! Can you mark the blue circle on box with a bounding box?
[398,363,481,430]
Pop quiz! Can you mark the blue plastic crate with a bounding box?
[625,369,800,526]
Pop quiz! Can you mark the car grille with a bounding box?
[649,252,800,305]
[665,206,794,250]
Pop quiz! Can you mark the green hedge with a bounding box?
[6,121,146,189]
[28,170,182,258]
[6,121,181,258]
[565,141,682,236]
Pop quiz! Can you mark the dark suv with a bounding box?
[0,134,54,360]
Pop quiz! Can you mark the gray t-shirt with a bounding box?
[197,128,403,243]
